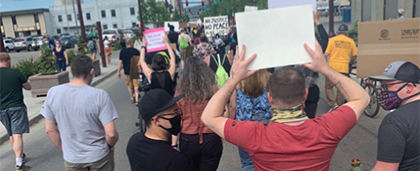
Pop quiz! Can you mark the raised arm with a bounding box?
[138,37,153,82]
[302,40,370,120]
[163,35,176,80]
[201,45,258,139]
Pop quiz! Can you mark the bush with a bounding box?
[348,21,358,44]
[77,35,90,55]
[13,57,39,78]
[67,50,76,66]
[112,40,122,51]
[38,43,57,75]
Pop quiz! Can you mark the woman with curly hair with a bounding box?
[172,57,222,171]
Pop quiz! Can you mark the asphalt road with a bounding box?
[0,71,388,171]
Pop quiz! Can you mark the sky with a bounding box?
[0,0,92,12]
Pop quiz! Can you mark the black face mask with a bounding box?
[159,114,181,135]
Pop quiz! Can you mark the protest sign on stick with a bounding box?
[144,27,167,53]
[236,5,315,70]
[203,16,228,37]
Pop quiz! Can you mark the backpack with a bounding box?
[180,37,188,49]
[88,40,94,50]
[212,54,229,88]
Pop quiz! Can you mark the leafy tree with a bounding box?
[37,43,57,74]
[138,0,171,27]
[200,0,268,22]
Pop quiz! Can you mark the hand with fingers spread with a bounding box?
[301,40,329,73]
[313,9,321,25]
[142,37,148,46]
[230,45,259,83]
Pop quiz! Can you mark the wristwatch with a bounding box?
[141,46,146,49]
[172,144,177,147]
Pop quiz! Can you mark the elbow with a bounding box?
[106,131,119,140]
[201,113,209,126]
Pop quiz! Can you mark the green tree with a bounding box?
[172,9,181,21]
[200,0,268,21]
[138,0,171,27]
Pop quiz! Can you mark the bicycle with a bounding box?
[349,65,380,118]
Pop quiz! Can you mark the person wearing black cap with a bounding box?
[324,24,358,112]
[167,24,179,50]
[126,89,188,171]
[369,61,420,171]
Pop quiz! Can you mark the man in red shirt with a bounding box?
[201,41,370,171]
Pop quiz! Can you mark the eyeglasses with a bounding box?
[381,82,406,91]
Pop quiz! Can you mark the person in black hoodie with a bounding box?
[295,9,329,119]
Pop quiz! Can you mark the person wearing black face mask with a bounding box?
[126,89,189,171]
[369,61,420,171]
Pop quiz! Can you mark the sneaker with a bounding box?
[15,164,30,171]
[22,153,26,163]
[328,104,339,112]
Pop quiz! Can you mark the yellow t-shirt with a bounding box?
[325,35,357,74]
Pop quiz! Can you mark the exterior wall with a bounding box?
[351,0,362,22]
[38,13,48,35]
[16,14,36,28]
[50,0,140,35]
[398,0,414,18]
[44,12,55,35]
[352,0,416,23]
[2,17,15,38]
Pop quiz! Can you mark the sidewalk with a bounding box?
[0,51,121,144]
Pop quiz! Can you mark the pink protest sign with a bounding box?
[144,27,167,52]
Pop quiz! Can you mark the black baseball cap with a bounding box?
[337,24,348,34]
[369,61,420,83]
[138,89,184,122]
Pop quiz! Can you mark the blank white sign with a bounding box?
[236,5,315,70]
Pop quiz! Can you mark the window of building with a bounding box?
[86,13,91,20]
[113,24,117,28]
[132,22,136,27]
[111,9,116,17]
[68,14,72,21]
[77,14,79,20]
[58,15,63,22]
[101,10,106,18]
[34,14,39,22]
[130,7,135,15]
[11,16,17,24]
[57,29,62,34]
[103,24,108,30]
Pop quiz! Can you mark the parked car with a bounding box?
[59,33,71,37]
[59,36,78,49]
[122,30,135,39]
[102,29,120,42]
[13,36,36,52]
[129,27,142,36]
[3,39,14,53]
[52,35,60,40]
[31,36,44,51]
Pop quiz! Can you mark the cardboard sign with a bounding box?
[130,56,140,79]
[164,21,179,32]
[357,18,420,78]
[179,22,188,30]
[236,5,315,70]
[245,6,258,12]
[268,0,316,11]
[203,16,229,37]
[144,27,167,52]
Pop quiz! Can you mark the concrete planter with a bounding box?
[93,59,101,76]
[28,71,70,98]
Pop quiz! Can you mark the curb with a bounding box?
[0,68,118,145]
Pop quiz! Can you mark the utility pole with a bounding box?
[328,0,335,37]
[96,21,107,68]
[72,0,79,34]
[76,0,87,42]
[138,0,145,36]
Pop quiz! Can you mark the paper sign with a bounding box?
[236,5,315,70]
[133,39,143,51]
[164,21,179,32]
[144,27,167,53]
[268,0,316,11]
[245,6,258,12]
[203,16,229,37]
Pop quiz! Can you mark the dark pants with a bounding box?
[305,85,320,119]
[56,60,66,71]
[179,133,223,171]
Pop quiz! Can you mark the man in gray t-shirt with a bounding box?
[41,55,119,170]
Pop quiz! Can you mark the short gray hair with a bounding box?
[0,52,11,62]
[126,38,133,45]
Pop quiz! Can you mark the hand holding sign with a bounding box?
[144,27,168,52]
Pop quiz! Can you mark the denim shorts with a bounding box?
[0,106,29,136]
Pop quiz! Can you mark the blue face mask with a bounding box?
[56,44,60,47]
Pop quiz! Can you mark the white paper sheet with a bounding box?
[268,0,317,11]
[245,6,258,12]
[236,5,315,70]
[164,21,180,32]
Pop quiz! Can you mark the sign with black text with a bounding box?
[203,16,228,37]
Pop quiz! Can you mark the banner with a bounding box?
[144,27,167,53]
[203,16,228,37]
[268,0,316,11]
[245,6,258,12]
[164,21,179,32]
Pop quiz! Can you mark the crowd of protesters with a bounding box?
[0,9,418,171]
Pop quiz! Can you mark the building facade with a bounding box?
[49,0,141,35]
[352,0,419,22]
[0,9,54,38]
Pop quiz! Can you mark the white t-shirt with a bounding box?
[104,40,110,48]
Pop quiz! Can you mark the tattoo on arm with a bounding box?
[333,81,350,100]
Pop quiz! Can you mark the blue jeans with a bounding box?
[56,60,66,71]
[238,147,255,171]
